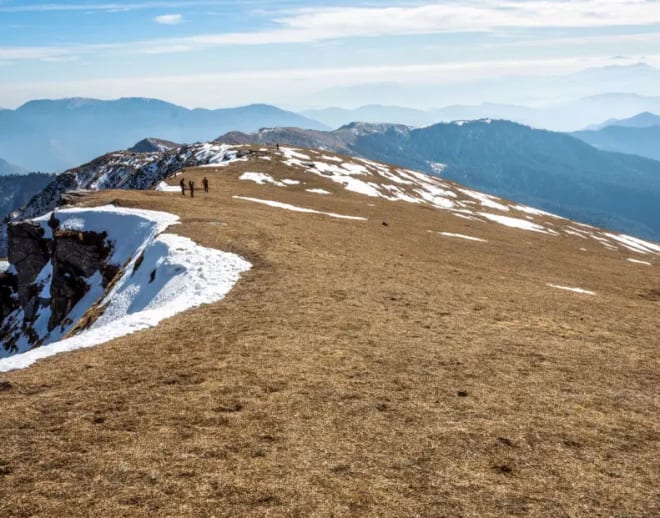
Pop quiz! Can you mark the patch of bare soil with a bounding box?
[1,148,659,517]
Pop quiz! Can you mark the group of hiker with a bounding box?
[179,176,209,197]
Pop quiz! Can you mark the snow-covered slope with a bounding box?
[0,205,250,371]
[235,146,660,257]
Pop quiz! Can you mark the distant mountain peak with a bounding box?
[0,157,28,176]
[128,138,179,153]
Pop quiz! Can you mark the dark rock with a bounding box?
[48,230,111,331]
[493,464,513,474]
[0,271,18,323]
[7,221,50,318]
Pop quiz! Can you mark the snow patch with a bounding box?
[627,258,652,266]
[438,232,487,243]
[233,196,366,221]
[460,189,510,212]
[512,204,564,219]
[155,181,180,192]
[306,188,331,195]
[428,162,447,174]
[604,233,660,255]
[479,213,551,234]
[547,284,596,295]
[239,172,285,187]
[280,147,310,160]
[0,260,8,273]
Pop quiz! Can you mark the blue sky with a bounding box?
[1,0,660,108]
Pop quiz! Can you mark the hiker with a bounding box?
[189,180,195,198]
[276,143,280,150]
[202,176,209,193]
[179,177,185,195]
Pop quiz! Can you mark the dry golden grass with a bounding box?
[0,147,658,517]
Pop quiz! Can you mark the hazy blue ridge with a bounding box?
[0,98,328,172]
[572,124,660,161]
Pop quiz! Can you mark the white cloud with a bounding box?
[154,13,183,25]
[276,1,660,35]
[3,1,660,63]
[0,1,221,12]
[0,55,618,106]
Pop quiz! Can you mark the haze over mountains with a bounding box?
[0,98,326,172]
[302,94,660,132]
[572,112,660,161]
[0,158,27,176]
[5,80,660,173]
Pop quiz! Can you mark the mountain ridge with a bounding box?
[215,120,660,241]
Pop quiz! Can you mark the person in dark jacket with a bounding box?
[202,177,209,193]
[179,177,186,195]
[189,180,195,198]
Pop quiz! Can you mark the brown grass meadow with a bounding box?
[0,148,658,517]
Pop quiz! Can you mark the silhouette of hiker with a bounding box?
[189,180,195,198]
[202,177,209,193]
[179,177,186,195]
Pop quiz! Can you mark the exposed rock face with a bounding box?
[7,221,50,320]
[0,271,18,323]
[2,222,117,351]
[49,230,110,331]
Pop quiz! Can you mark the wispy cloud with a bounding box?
[276,1,660,35]
[0,1,232,13]
[154,13,183,25]
[3,1,660,63]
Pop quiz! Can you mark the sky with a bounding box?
[1,0,660,109]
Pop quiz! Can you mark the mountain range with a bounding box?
[217,120,660,241]
[572,112,660,161]
[0,98,327,172]
[302,94,660,132]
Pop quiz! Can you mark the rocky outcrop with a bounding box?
[0,271,18,324]
[7,221,50,321]
[2,221,117,350]
[49,230,111,331]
